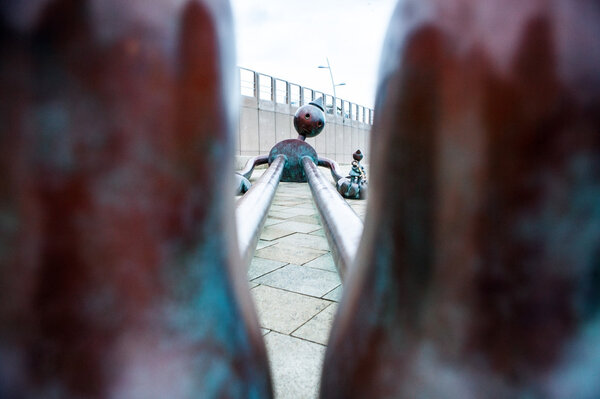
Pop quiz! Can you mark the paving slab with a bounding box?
[264,218,285,227]
[322,285,343,302]
[309,229,326,237]
[260,226,296,241]
[279,207,318,217]
[266,210,298,220]
[276,233,331,252]
[292,303,339,345]
[264,332,326,399]
[251,285,330,334]
[254,264,341,298]
[271,198,305,205]
[275,195,312,202]
[271,220,321,234]
[303,253,336,273]
[248,257,288,280]
[269,204,294,212]
[294,202,317,210]
[287,214,321,225]
[255,243,326,265]
[256,239,277,250]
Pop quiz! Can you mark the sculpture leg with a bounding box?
[236,155,286,266]
[0,1,272,397]
[321,1,600,397]
[303,157,363,280]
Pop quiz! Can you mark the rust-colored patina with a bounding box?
[294,98,326,140]
[0,1,272,397]
[322,0,600,397]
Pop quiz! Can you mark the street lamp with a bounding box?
[318,57,345,114]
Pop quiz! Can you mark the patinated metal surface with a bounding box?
[322,0,600,398]
[235,173,252,195]
[336,150,368,199]
[319,152,368,199]
[0,1,272,397]
[317,157,344,182]
[238,154,269,180]
[268,139,318,182]
[303,158,363,280]
[293,99,326,139]
[235,154,269,194]
[236,155,285,266]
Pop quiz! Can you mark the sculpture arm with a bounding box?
[317,156,344,182]
[237,154,269,180]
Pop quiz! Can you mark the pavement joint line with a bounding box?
[259,230,297,242]
[248,262,290,281]
[288,302,336,337]
[287,334,328,348]
[250,283,339,303]
[302,263,338,274]
[320,283,342,299]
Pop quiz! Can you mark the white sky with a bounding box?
[230,0,398,108]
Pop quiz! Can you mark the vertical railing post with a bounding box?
[253,71,259,98]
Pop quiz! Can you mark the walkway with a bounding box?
[243,168,367,399]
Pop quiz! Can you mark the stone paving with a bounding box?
[241,167,367,399]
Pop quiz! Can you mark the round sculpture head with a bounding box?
[294,97,326,138]
[352,149,363,162]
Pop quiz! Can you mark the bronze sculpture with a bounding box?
[237,96,369,192]
[0,0,272,397]
[321,0,600,398]
[1,0,598,397]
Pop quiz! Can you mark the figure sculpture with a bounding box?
[336,150,368,199]
[236,97,367,199]
[236,97,368,199]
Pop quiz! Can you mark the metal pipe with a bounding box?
[302,157,363,279]
[236,155,286,266]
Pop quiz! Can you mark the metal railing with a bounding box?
[239,67,375,125]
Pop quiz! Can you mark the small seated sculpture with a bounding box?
[337,150,368,199]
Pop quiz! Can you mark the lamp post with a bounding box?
[318,57,345,115]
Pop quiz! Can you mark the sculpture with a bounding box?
[336,150,368,199]
[0,1,272,397]
[237,97,368,199]
[320,0,600,398]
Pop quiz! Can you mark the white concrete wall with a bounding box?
[236,94,372,165]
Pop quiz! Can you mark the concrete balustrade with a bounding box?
[236,68,373,165]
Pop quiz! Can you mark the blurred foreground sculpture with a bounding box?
[0,1,272,397]
[321,0,600,398]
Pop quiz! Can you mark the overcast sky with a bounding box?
[230,0,398,108]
